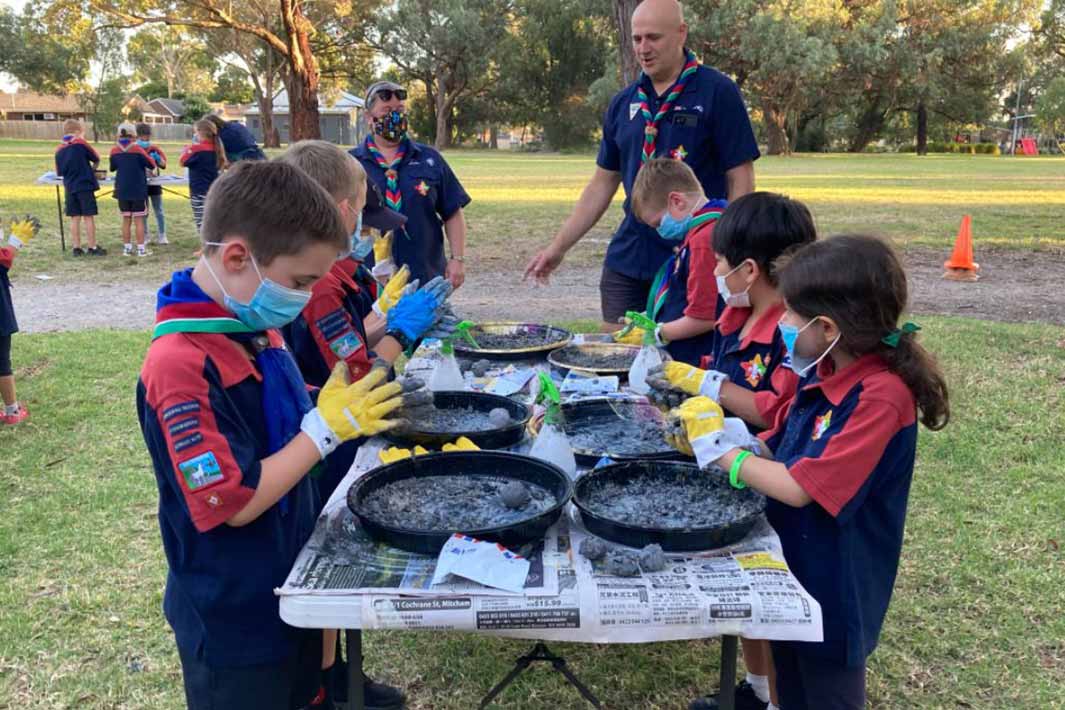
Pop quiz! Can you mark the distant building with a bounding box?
[245,89,365,145]
[0,90,84,121]
[209,102,249,124]
[142,98,186,124]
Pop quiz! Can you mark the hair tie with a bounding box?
[882,321,921,347]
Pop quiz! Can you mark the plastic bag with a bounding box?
[628,344,663,395]
[529,421,578,479]
[428,350,465,391]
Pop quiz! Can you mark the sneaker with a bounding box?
[155,233,169,245]
[2,406,29,426]
[137,247,151,258]
[123,245,133,257]
[72,247,85,257]
[87,246,108,257]
[689,682,768,710]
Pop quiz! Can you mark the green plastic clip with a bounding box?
[455,320,480,348]
[536,372,563,425]
[624,310,659,346]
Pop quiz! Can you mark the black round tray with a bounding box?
[453,322,572,361]
[347,450,573,554]
[561,397,691,466]
[572,460,766,552]
[385,391,531,450]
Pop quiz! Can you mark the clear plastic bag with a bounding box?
[428,352,465,391]
[529,421,578,479]
[628,344,664,395]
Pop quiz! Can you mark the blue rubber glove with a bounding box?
[386,289,441,342]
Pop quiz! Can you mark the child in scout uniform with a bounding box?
[0,217,40,425]
[136,160,410,710]
[136,122,169,245]
[181,118,227,232]
[650,191,816,710]
[615,158,723,365]
[668,235,950,710]
[110,122,156,257]
[54,118,104,256]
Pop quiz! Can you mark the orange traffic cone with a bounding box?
[943,215,980,282]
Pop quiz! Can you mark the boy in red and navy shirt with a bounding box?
[617,158,722,365]
[55,118,104,256]
[110,122,155,257]
[136,122,169,245]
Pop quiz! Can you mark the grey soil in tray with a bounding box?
[567,417,670,455]
[361,475,558,531]
[554,345,634,370]
[398,405,511,434]
[583,470,763,529]
[469,331,563,350]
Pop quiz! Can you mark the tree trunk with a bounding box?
[848,94,888,153]
[434,87,451,150]
[257,92,279,148]
[762,101,791,156]
[613,0,640,84]
[280,0,321,141]
[489,124,499,150]
[916,100,928,156]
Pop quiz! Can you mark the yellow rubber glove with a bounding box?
[7,215,41,250]
[372,264,412,317]
[612,326,646,345]
[442,436,480,452]
[300,363,405,458]
[379,445,429,464]
[648,362,728,402]
[373,231,393,264]
[668,396,757,467]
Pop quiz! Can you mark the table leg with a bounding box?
[346,629,365,710]
[718,635,738,710]
[55,186,65,252]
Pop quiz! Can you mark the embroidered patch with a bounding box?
[205,492,223,508]
[167,417,200,437]
[670,145,688,161]
[741,353,770,387]
[178,451,224,491]
[315,310,349,340]
[329,331,363,360]
[415,180,430,197]
[173,432,204,453]
[812,410,833,441]
[162,400,200,421]
[629,102,641,120]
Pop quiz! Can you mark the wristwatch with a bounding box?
[385,328,414,352]
[449,255,465,262]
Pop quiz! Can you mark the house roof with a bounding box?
[146,98,185,118]
[209,102,249,121]
[0,90,81,113]
[245,89,364,116]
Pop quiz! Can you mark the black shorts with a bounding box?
[770,641,866,710]
[179,629,322,710]
[599,264,654,324]
[117,199,148,217]
[65,190,97,217]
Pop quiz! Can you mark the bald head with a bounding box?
[631,0,688,84]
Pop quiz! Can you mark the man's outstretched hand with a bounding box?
[523,245,564,285]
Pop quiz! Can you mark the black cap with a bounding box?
[363,179,406,232]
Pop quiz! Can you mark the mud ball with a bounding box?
[578,536,608,561]
[500,480,531,509]
[471,359,492,377]
[638,543,666,572]
[604,549,641,577]
[403,389,435,407]
[400,376,426,392]
[488,407,512,428]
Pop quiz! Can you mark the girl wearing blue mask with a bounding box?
[616,158,726,365]
[136,123,169,245]
[670,235,950,710]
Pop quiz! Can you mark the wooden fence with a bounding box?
[0,120,194,141]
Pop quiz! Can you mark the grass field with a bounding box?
[0,317,1063,709]
[0,138,1063,283]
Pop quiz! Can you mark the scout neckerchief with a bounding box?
[366,136,407,212]
[637,49,699,163]
[645,203,724,320]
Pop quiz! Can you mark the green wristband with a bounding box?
[729,450,751,490]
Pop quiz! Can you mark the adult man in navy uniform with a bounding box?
[351,81,471,289]
[524,0,759,332]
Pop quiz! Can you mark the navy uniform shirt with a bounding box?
[137,270,318,667]
[55,136,100,194]
[351,138,471,284]
[0,246,18,336]
[652,201,725,365]
[109,143,155,202]
[704,301,798,428]
[219,121,266,162]
[597,61,760,280]
[180,141,221,199]
[140,142,167,196]
[760,354,918,666]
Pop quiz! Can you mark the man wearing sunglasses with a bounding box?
[350,81,471,289]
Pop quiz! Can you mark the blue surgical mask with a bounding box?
[778,317,840,377]
[118,137,132,147]
[137,139,151,149]
[202,245,311,330]
[656,209,692,240]
[716,261,752,308]
[350,215,374,260]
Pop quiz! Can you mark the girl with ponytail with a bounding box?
[669,234,948,709]
[180,119,229,232]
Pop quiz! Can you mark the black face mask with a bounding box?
[372,111,408,142]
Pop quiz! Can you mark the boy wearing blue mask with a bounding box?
[136,123,169,245]
[110,122,156,257]
[138,160,415,710]
[617,158,724,365]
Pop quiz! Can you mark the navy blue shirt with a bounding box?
[137,270,318,667]
[0,247,17,336]
[180,142,221,198]
[219,121,266,162]
[351,138,471,284]
[55,136,100,194]
[597,61,760,280]
[109,143,155,201]
[761,354,918,666]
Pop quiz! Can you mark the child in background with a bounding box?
[181,119,227,232]
[136,123,169,245]
[616,158,724,365]
[0,216,40,425]
[669,235,950,710]
[110,122,156,257]
[55,118,104,256]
